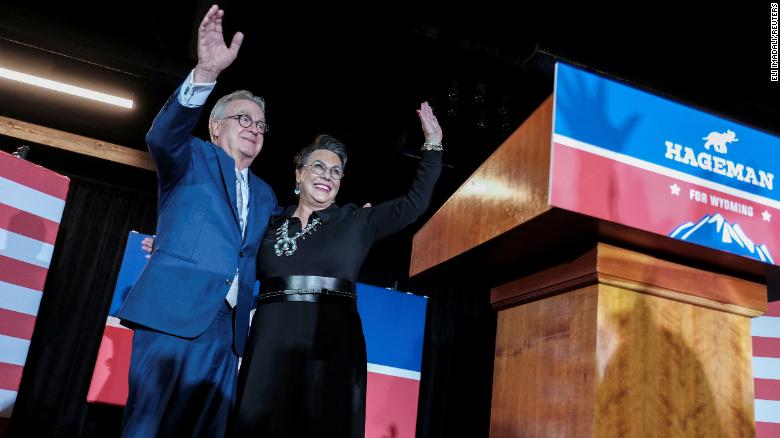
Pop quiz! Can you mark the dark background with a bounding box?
[2,1,780,436]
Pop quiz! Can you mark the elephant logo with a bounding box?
[702,129,738,154]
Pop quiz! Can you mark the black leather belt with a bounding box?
[258,276,357,304]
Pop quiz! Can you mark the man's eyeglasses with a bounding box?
[302,160,344,180]
[224,114,269,134]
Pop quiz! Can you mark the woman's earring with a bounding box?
[294,183,300,196]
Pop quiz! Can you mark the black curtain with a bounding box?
[8,177,156,437]
[412,279,497,438]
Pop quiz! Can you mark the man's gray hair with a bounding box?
[208,90,266,142]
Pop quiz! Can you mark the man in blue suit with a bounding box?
[116,5,276,437]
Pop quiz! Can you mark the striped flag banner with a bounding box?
[0,150,69,436]
[754,300,780,437]
[357,283,427,438]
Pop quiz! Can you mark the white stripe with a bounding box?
[553,134,780,210]
[367,363,421,381]
[106,316,133,329]
[0,177,65,223]
[0,389,16,418]
[0,281,42,315]
[755,399,780,424]
[549,65,560,200]
[752,316,780,338]
[0,228,53,268]
[0,334,30,366]
[753,356,780,380]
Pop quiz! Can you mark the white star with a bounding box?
[762,210,772,222]
[670,183,681,196]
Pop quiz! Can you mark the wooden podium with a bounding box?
[410,65,772,437]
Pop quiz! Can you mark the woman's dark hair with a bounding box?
[294,134,348,171]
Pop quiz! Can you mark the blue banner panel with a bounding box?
[357,283,427,373]
[108,231,150,316]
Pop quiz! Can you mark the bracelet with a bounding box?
[422,142,443,151]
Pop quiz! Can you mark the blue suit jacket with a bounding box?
[117,89,276,355]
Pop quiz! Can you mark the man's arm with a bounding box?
[146,4,244,187]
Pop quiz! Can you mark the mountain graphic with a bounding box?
[669,213,774,264]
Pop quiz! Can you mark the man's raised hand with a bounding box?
[194,5,244,83]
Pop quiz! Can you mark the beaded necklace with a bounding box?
[273,217,321,256]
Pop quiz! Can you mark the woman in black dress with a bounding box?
[233,102,443,437]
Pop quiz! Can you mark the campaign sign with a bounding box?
[551,62,778,265]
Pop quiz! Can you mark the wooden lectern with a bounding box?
[410,65,772,436]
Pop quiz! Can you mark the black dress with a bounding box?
[233,150,442,437]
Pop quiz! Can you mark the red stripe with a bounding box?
[767,300,780,317]
[0,255,48,291]
[757,421,780,438]
[0,308,36,340]
[0,416,9,437]
[753,337,780,359]
[550,143,780,263]
[0,362,24,392]
[0,203,60,244]
[755,378,780,401]
[0,150,70,200]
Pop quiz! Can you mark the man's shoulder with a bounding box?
[188,138,221,158]
[161,139,220,177]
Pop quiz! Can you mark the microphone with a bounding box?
[12,145,30,159]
